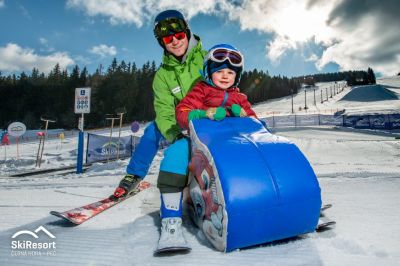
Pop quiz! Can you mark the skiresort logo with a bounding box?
[99,141,127,156]
[11,226,57,257]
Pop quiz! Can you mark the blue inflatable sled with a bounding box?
[187,117,321,252]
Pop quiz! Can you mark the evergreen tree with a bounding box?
[367,67,376,84]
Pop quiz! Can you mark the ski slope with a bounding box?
[0,77,399,265]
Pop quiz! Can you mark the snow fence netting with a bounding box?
[187,117,321,252]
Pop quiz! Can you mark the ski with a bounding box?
[154,246,191,256]
[316,220,336,232]
[320,203,332,217]
[50,181,151,225]
[321,203,332,212]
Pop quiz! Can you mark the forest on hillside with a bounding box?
[0,58,374,129]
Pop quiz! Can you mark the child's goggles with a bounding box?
[208,48,244,67]
[154,18,187,38]
[162,31,186,44]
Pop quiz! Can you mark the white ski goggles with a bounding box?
[207,48,244,67]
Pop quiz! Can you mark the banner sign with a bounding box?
[296,114,319,127]
[86,134,132,164]
[389,114,400,129]
[369,115,388,129]
[273,115,296,127]
[263,117,274,128]
[319,115,343,126]
[344,115,370,129]
[264,113,400,130]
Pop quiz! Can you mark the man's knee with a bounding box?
[160,138,190,175]
[157,171,188,193]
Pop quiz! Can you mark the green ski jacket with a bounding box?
[153,35,207,142]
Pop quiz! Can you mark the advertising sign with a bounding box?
[7,122,26,137]
[86,134,133,164]
[74,88,91,114]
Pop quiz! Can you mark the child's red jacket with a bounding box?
[176,81,257,130]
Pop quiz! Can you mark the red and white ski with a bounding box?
[50,181,151,225]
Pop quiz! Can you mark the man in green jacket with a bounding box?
[112,10,206,252]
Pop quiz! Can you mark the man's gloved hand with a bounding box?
[172,132,186,143]
[231,104,248,117]
[206,107,226,121]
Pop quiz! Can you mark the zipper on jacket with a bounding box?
[173,69,185,99]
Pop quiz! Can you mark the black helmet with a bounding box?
[153,10,190,48]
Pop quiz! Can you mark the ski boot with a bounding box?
[112,174,141,200]
[154,192,191,254]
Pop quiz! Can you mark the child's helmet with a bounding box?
[202,44,244,87]
[153,10,190,48]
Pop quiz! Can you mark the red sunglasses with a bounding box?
[162,31,186,45]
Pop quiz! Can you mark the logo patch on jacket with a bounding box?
[171,86,181,94]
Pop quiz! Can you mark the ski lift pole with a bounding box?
[35,135,42,167]
[35,132,44,167]
[74,87,91,174]
[116,111,125,160]
[16,137,19,159]
[38,117,55,168]
[77,113,84,174]
[290,89,294,114]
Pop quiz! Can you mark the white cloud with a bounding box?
[224,0,337,63]
[0,43,75,73]
[0,0,5,8]
[226,0,400,76]
[89,44,117,57]
[315,2,400,76]
[74,55,92,65]
[67,0,146,26]
[39,37,48,45]
[39,37,55,52]
[305,53,319,62]
[67,0,400,76]
[66,0,219,26]
[266,36,297,64]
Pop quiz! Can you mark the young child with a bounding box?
[176,43,257,130]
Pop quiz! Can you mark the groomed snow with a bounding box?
[0,77,399,265]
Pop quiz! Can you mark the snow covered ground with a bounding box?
[253,79,399,117]
[0,77,399,265]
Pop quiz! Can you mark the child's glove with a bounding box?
[231,104,248,117]
[188,109,207,121]
[206,107,226,121]
[188,107,226,122]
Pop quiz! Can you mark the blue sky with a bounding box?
[0,0,399,77]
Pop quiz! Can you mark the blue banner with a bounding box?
[263,113,400,130]
[344,115,370,129]
[86,134,133,164]
[369,115,388,129]
[389,114,400,129]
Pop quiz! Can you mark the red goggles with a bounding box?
[162,31,186,45]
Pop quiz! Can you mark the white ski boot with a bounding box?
[154,217,191,254]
